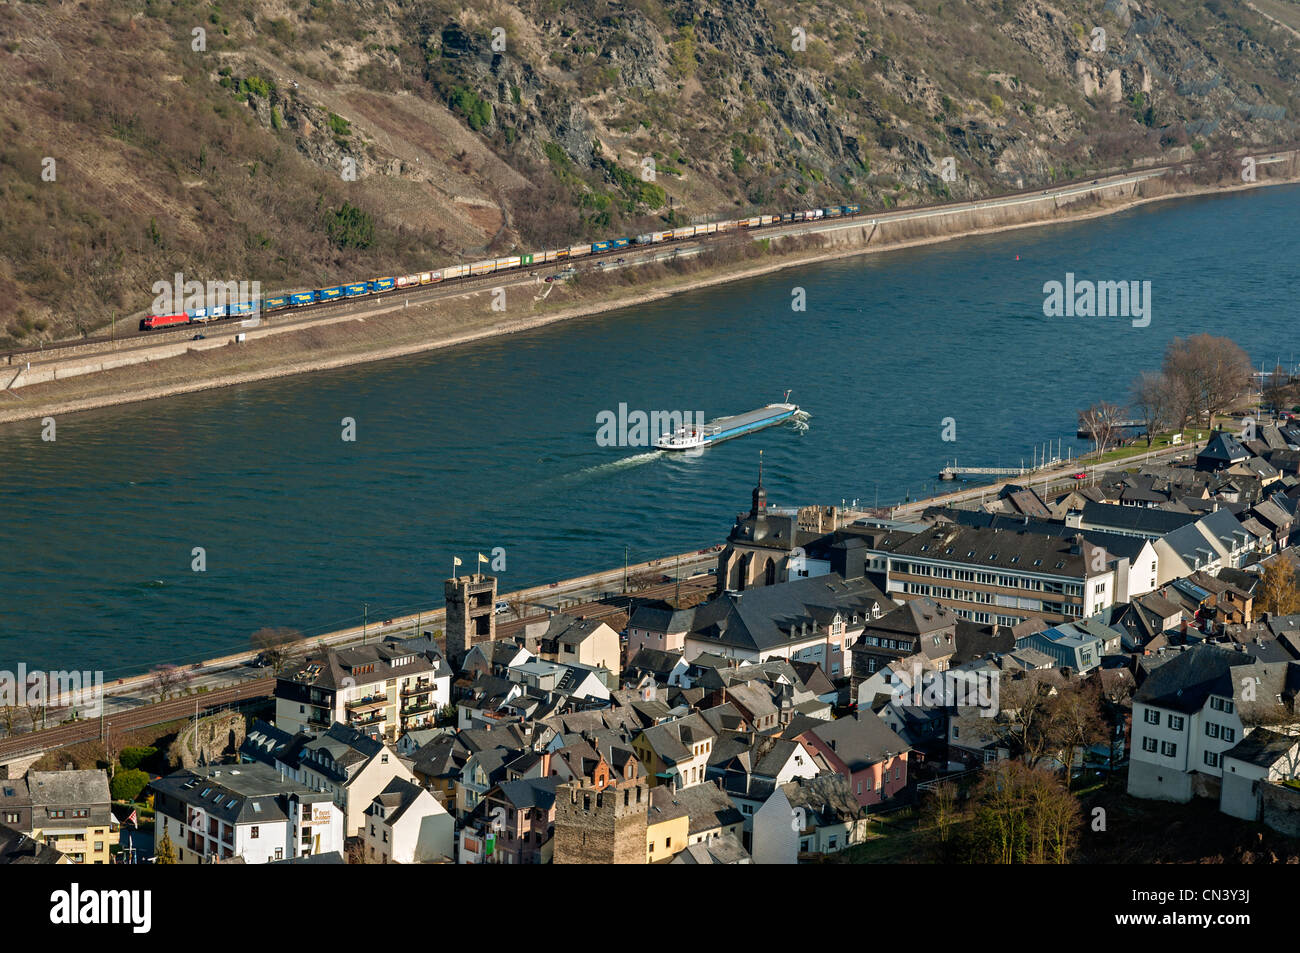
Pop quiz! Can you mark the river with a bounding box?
[2,184,1297,675]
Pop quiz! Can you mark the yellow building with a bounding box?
[27,770,114,865]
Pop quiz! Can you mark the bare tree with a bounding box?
[969,761,1079,864]
[251,626,302,674]
[1048,681,1107,789]
[924,781,961,845]
[1130,370,1172,447]
[153,663,179,702]
[1162,334,1253,428]
[0,704,19,737]
[1078,402,1124,456]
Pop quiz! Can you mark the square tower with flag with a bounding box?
[444,568,498,663]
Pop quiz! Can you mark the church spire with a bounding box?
[750,450,767,518]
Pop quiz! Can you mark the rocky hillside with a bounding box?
[2,0,1299,345]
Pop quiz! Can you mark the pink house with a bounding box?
[625,605,695,662]
[795,714,910,808]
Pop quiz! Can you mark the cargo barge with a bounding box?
[655,395,799,451]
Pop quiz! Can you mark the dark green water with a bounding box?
[2,185,1297,675]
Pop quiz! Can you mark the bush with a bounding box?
[119,746,157,771]
[325,201,374,249]
[449,86,492,131]
[328,113,351,137]
[110,769,150,803]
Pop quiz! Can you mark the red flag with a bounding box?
[127,808,138,828]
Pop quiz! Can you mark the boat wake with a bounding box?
[538,450,664,492]
[791,409,812,433]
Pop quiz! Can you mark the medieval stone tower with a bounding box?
[444,573,497,663]
[553,776,648,865]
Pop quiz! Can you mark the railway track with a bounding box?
[0,574,716,760]
[10,142,1291,364]
[0,678,274,761]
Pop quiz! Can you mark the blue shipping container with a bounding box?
[344,283,368,297]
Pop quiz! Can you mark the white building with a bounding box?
[363,777,454,863]
[1127,646,1300,803]
[275,635,452,740]
[276,722,416,836]
[150,763,344,864]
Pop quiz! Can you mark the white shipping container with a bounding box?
[568,244,592,257]
[419,272,433,284]
[470,259,496,275]
[443,265,467,280]
[494,256,522,270]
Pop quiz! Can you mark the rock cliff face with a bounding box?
[1,0,1298,341]
[226,0,1300,240]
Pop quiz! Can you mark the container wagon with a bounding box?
[290,292,317,307]
[264,296,290,311]
[443,265,468,280]
[370,277,396,293]
[568,243,592,257]
[343,283,368,298]
[469,260,496,276]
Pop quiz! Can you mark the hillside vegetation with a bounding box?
[2,0,1299,345]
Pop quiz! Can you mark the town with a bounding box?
[5,389,1300,866]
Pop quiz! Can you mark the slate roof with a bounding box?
[649,781,743,835]
[628,604,697,634]
[639,712,716,767]
[150,763,329,826]
[26,770,110,812]
[366,776,429,827]
[286,722,389,784]
[1222,728,1300,768]
[240,719,298,767]
[1199,432,1250,466]
[687,573,886,654]
[1133,644,1300,723]
[797,714,908,770]
[0,825,63,864]
[782,773,863,826]
[930,508,1155,563]
[670,831,751,864]
[493,776,559,812]
[626,648,685,680]
[890,524,1105,578]
[280,635,449,691]
[1079,502,1198,537]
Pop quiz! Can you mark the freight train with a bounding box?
[140,204,863,331]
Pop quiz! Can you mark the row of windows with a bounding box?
[950,608,1022,627]
[893,562,1084,595]
[1143,708,1237,742]
[905,584,1082,618]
